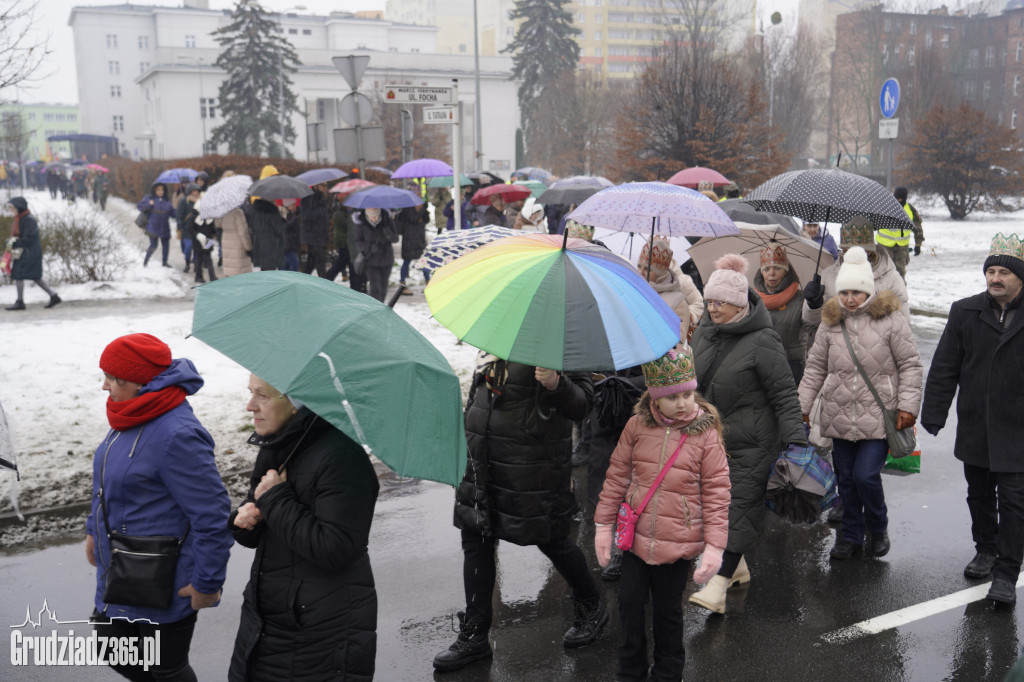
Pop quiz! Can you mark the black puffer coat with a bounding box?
[454,361,593,545]
[395,204,429,261]
[299,191,330,247]
[922,291,1024,472]
[352,210,399,268]
[228,409,379,682]
[691,289,806,555]
[244,199,285,271]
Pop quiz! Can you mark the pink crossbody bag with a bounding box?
[615,434,688,551]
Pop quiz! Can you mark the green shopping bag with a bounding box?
[883,427,920,474]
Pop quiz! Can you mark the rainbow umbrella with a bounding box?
[425,233,681,371]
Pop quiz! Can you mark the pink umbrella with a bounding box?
[666,167,730,189]
[329,178,375,195]
[87,163,109,173]
[470,183,532,205]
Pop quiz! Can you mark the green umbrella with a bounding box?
[190,271,467,487]
[427,174,474,189]
[518,179,548,199]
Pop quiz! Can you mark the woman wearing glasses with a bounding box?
[688,254,807,614]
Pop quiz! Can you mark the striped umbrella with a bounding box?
[414,225,521,274]
[425,233,681,371]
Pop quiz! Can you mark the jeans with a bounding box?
[145,236,170,265]
[832,438,890,543]
[282,250,299,272]
[617,552,689,682]
[92,610,198,681]
[461,530,600,623]
[963,462,1024,582]
[180,238,193,267]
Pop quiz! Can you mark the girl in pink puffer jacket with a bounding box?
[595,344,731,680]
[798,247,923,561]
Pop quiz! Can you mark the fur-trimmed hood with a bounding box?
[821,289,901,326]
[634,391,717,435]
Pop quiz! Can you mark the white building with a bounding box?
[68,2,521,173]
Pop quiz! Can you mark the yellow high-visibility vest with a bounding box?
[876,204,913,247]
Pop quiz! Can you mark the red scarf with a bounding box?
[106,386,187,431]
[11,209,27,237]
[756,281,799,310]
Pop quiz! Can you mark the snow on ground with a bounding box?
[0,188,1019,530]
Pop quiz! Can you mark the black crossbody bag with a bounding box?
[98,428,189,610]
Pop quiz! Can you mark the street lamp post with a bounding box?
[277,5,306,158]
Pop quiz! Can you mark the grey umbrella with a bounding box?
[717,199,800,235]
[247,175,314,201]
[538,176,615,205]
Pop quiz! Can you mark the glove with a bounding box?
[922,422,941,437]
[802,413,810,425]
[693,545,724,584]
[896,410,916,430]
[594,525,613,568]
[245,250,252,258]
[804,274,824,310]
[914,245,922,256]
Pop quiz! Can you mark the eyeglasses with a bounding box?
[706,300,729,309]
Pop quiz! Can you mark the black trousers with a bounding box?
[326,247,350,281]
[303,244,329,278]
[193,247,217,282]
[617,552,690,682]
[461,530,600,622]
[92,610,198,682]
[964,462,1024,581]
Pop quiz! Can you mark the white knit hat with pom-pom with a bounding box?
[703,253,750,307]
[835,246,875,295]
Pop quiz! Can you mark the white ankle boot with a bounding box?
[729,555,751,588]
[688,574,729,614]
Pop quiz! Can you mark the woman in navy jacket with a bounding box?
[86,333,233,681]
[137,182,175,267]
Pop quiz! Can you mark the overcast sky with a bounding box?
[14,0,798,106]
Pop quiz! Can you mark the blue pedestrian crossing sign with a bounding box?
[880,78,900,119]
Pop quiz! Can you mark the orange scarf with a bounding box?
[756,281,799,310]
[106,386,187,431]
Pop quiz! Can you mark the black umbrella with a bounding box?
[717,198,800,235]
[247,175,314,201]
[538,178,614,206]
[741,168,913,279]
[466,171,504,187]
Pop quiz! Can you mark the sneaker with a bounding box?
[44,294,62,309]
[964,552,997,579]
[562,597,608,648]
[432,612,492,673]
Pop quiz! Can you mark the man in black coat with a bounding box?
[922,233,1024,604]
[300,184,331,278]
[434,358,607,673]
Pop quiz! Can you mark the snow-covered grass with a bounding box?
[0,188,1019,526]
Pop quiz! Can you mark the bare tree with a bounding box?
[0,0,49,99]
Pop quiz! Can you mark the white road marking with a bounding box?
[822,574,1024,644]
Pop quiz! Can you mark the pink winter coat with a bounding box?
[798,290,923,441]
[595,396,731,565]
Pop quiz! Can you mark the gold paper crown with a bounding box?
[840,217,874,247]
[565,220,594,242]
[639,237,673,271]
[642,344,697,389]
[760,243,789,269]
[989,233,1024,260]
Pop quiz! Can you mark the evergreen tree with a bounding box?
[208,0,301,157]
[504,0,580,158]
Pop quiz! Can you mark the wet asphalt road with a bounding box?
[2,314,1023,681]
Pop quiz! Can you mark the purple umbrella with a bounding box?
[295,168,347,186]
[567,182,739,238]
[392,158,453,179]
[343,185,424,209]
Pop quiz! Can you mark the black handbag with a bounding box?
[98,429,188,609]
[839,320,917,459]
[135,211,150,229]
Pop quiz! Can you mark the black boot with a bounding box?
[432,612,492,673]
[44,294,62,309]
[563,597,608,648]
[184,263,190,273]
[5,299,25,311]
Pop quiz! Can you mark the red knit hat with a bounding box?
[100,333,172,385]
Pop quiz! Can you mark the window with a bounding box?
[985,46,995,67]
[576,12,586,21]
[106,34,117,49]
[110,85,121,98]
[112,115,124,132]
[185,35,196,48]
[609,29,630,39]
[139,62,150,74]
[609,12,629,22]
[1016,75,1021,96]
[941,32,949,49]
[43,112,53,121]
[908,46,915,65]
[289,28,297,35]
[108,61,120,75]
[883,18,891,32]
[594,46,602,56]
[302,29,311,35]
[201,97,216,119]
[909,20,917,35]
[925,29,933,49]
[27,112,34,120]
[983,80,991,100]
[138,36,148,49]
[69,113,76,122]
[317,99,325,120]
[56,113,64,121]
[1013,109,1018,130]
[968,49,979,69]
[595,14,602,23]
[595,31,601,40]
[882,44,889,65]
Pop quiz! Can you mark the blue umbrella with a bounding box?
[155,167,199,184]
[296,168,347,186]
[344,186,423,210]
[512,166,554,182]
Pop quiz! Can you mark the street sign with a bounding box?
[333,127,386,165]
[879,118,899,139]
[332,55,370,91]
[880,78,900,119]
[383,85,455,104]
[423,106,456,125]
[340,92,374,127]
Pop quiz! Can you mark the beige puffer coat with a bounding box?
[595,396,731,565]
[803,247,909,326]
[220,206,252,277]
[799,290,923,441]
[648,270,691,340]
[670,259,705,323]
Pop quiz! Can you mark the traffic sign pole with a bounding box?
[879,78,900,191]
[452,78,461,235]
